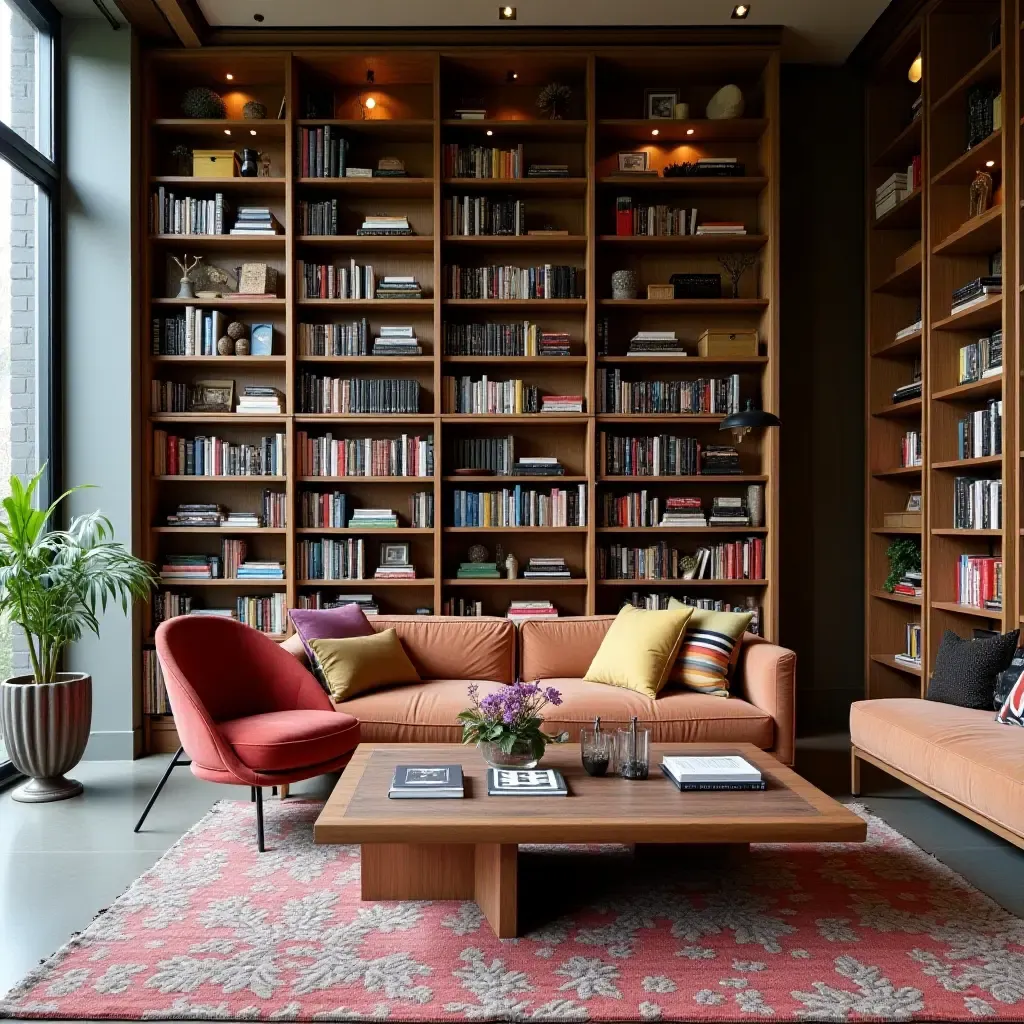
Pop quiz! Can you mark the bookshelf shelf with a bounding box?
[932,528,1002,536]
[872,465,922,478]
[597,118,768,142]
[443,578,587,587]
[441,118,589,138]
[442,474,587,483]
[442,299,587,310]
[870,527,922,535]
[930,44,1002,112]
[297,177,435,197]
[296,355,434,365]
[150,413,288,424]
[150,297,286,309]
[932,455,1003,470]
[152,526,288,534]
[154,475,284,483]
[598,298,769,312]
[294,415,436,424]
[157,578,286,587]
[295,528,433,535]
[149,234,286,249]
[597,355,769,366]
[873,330,923,357]
[297,235,435,252]
[871,589,922,607]
[149,176,287,193]
[874,259,922,295]
[597,474,769,483]
[930,601,1004,621]
[873,117,921,168]
[151,355,286,366]
[151,118,287,137]
[597,578,770,587]
[297,298,434,310]
[872,189,921,230]
[295,578,435,587]
[442,177,588,196]
[931,294,1003,331]
[443,526,588,534]
[596,176,769,195]
[931,206,1003,256]
[443,235,589,249]
[440,414,589,424]
[872,398,923,419]
[443,356,588,365]
[596,526,769,534]
[931,377,1003,402]
[869,653,922,677]
[598,234,769,250]
[930,129,1002,187]
[595,413,724,424]
[296,118,434,139]
[297,476,434,484]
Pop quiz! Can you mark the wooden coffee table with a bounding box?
[314,742,866,938]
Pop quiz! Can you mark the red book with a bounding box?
[615,196,633,236]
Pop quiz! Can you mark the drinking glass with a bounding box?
[580,726,612,776]
[616,726,650,780]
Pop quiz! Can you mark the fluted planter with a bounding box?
[0,673,92,802]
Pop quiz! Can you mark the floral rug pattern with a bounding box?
[2,799,1023,1021]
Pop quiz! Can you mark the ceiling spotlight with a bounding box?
[225,73,234,81]
[223,129,231,135]
[252,12,264,21]
[908,53,922,84]
[685,128,695,135]
[651,129,659,136]
[499,5,516,18]
[985,159,995,168]
[731,4,749,18]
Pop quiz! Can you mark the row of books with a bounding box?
[444,264,583,300]
[142,649,169,715]
[958,555,1002,612]
[596,372,741,415]
[959,400,1002,460]
[443,322,570,357]
[615,198,700,237]
[953,476,1002,530]
[298,127,350,178]
[297,375,421,414]
[160,553,284,581]
[299,260,376,300]
[297,319,370,357]
[297,538,366,580]
[442,143,524,180]
[959,330,1002,384]
[296,432,434,478]
[296,491,433,529]
[450,485,587,528]
[900,429,922,469]
[451,438,561,477]
[153,431,286,477]
[874,159,920,220]
[149,189,229,236]
[444,196,528,237]
[894,622,922,669]
[296,592,379,615]
[599,434,742,477]
[165,498,286,530]
[151,309,277,358]
[298,198,342,236]
[600,491,757,528]
[599,537,765,581]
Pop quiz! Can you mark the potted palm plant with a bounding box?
[0,468,155,802]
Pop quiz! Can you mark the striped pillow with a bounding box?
[667,602,752,696]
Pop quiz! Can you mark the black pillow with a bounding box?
[926,629,1020,709]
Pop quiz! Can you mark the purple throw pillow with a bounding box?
[289,605,376,689]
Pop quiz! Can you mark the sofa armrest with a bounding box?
[735,636,796,765]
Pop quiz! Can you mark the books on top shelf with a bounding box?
[350,508,400,529]
[457,561,500,579]
[950,275,1001,315]
[507,600,558,623]
[372,326,422,356]
[487,767,567,796]
[661,754,765,792]
[959,330,1002,383]
[958,555,1002,611]
[522,556,570,579]
[357,215,414,237]
[959,399,1002,460]
[627,331,685,356]
[694,221,747,236]
[236,387,284,415]
[375,276,424,300]
[229,207,282,236]
[389,765,465,799]
[891,569,922,599]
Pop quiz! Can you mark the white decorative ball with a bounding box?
[706,84,745,120]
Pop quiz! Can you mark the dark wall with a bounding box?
[779,65,866,734]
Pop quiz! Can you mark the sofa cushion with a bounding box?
[925,628,1019,710]
[289,604,375,688]
[519,616,615,680]
[850,698,1024,841]
[219,709,360,772]
[310,630,421,703]
[667,601,752,696]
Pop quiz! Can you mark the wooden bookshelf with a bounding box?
[864,0,1020,702]
[139,43,780,749]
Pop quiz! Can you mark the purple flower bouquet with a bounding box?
[458,681,564,768]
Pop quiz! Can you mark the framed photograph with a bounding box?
[249,323,273,356]
[905,492,923,513]
[189,379,235,413]
[617,150,649,173]
[645,89,678,119]
[380,542,410,566]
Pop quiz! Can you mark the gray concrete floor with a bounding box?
[0,736,1021,1016]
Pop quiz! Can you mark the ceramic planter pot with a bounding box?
[0,673,92,802]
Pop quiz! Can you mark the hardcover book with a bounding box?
[487,767,568,796]
[388,764,465,799]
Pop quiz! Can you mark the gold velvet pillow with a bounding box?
[583,604,693,699]
[308,630,420,703]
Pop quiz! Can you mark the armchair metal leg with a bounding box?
[255,786,265,852]
[251,786,256,802]
[134,746,189,833]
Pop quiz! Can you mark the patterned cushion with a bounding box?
[667,601,753,697]
[995,649,1024,725]
[926,628,1019,710]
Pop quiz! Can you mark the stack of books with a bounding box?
[523,557,570,579]
[660,497,706,527]
[457,561,500,579]
[527,163,569,178]
[541,394,584,413]
[237,561,285,580]
[513,457,563,476]
[375,276,424,300]
[344,167,374,178]
[161,554,218,580]
[230,207,283,236]
[894,622,922,669]
[895,318,923,340]
[874,171,910,219]
[627,331,685,357]
[225,511,261,528]
[349,508,399,529]
[892,569,923,599]
[695,221,747,236]
[298,592,379,615]
[539,331,571,356]
[951,275,1002,315]
[507,600,558,623]
[700,446,742,475]
[690,156,743,177]
[892,378,922,404]
[237,387,284,415]
[372,326,422,356]
[455,108,486,120]
[388,765,465,799]
[357,215,414,236]
[661,754,765,792]
[375,158,407,178]
[709,496,750,526]
[165,503,225,528]
[374,561,416,580]
[959,329,1002,383]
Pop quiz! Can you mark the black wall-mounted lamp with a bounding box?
[720,400,781,443]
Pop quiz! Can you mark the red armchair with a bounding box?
[140,617,359,850]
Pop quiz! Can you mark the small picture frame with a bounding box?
[617,151,649,172]
[905,492,922,513]
[645,90,678,120]
[380,542,410,566]
[189,379,235,413]
[249,323,273,356]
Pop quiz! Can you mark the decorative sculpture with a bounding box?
[718,252,758,299]
[171,254,202,299]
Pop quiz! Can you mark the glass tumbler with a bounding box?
[580,726,613,777]
[616,726,650,780]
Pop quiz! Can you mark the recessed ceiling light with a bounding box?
[499,5,516,18]
[731,4,749,18]
[223,129,231,135]
[685,128,695,135]
[651,129,659,136]
[252,12,264,21]
[225,73,234,81]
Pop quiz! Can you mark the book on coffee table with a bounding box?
[487,767,568,796]
[389,764,464,798]
[661,754,765,792]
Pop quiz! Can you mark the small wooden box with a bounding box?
[647,284,675,300]
[883,512,922,528]
[697,329,759,357]
[892,240,922,276]
[192,150,239,178]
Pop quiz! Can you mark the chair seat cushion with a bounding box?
[219,709,360,772]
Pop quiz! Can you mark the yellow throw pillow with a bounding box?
[584,604,693,699]
[309,630,420,703]
[667,599,753,696]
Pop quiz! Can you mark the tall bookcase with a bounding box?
[140,43,780,753]
[865,0,1021,699]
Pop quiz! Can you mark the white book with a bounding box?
[379,325,415,337]
[662,755,762,784]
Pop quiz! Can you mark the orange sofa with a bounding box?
[850,698,1024,849]
[286,615,797,765]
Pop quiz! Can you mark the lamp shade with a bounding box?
[719,399,781,432]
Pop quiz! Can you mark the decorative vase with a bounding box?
[239,148,259,178]
[747,484,764,527]
[611,269,637,300]
[479,738,539,770]
[672,102,689,119]
[0,673,92,802]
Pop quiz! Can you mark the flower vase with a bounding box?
[478,739,539,769]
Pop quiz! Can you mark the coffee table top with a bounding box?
[314,743,866,845]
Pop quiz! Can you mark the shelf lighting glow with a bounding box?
[224,129,231,135]
[651,129,659,136]
[685,128,695,136]
[908,54,922,84]
[486,130,494,136]
[364,96,376,110]
[225,73,234,81]
[731,4,749,18]
[985,159,995,168]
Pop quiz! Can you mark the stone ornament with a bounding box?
[611,269,637,300]
[226,321,247,341]
[242,100,267,119]
[505,553,519,579]
[217,336,234,356]
[706,84,744,120]
[234,337,251,356]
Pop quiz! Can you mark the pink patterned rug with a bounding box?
[2,799,1023,1022]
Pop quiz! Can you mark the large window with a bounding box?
[0,0,57,776]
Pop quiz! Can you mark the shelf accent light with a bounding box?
[908,53,922,84]
[985,159,995,168]
[731,4,750,18]
[225,73,234,81]
[685,128,695,136]
[499,6,516,18]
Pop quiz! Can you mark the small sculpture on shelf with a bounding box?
[170,143,192,177]
[242,99,267,120]
[226,321,247,344]
[706,84,744,120]
[234,336,251,356]
[194,263,236,299]
[611,269,637,300]
[504,553,519,580]
[717,252,757,299]
[217,335,234,356]
[171,253,202,299]
[259,152,272,178]
[969,170,993,218]
[537,82,572,120]
[239,148,259,178]
[181,87,226,120]
[468,543,489,563]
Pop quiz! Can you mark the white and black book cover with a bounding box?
[661,754,762,785]
[660,764,766,792]
[388,764,464,799]
[487,767,568,797]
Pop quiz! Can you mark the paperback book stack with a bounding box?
[660,497,706,527]
[709,496,750,526]
[700,445,742,475]
[225,510,262,528]
[237,387,284,415]
[894,622,922,669]
[661,754,765,792]
[892,375,922,404]
[237,560,285,581]
[456,561,500,580]
[161,554,218,580]
[954,476,1002,529]
[958,555,1002,611]
[375,276,423,300]
[374,560,416,581]
[236,593,287,634]
[541,394,584,414]
[298,592,378,616]
[372,326,421,356]
[523,557,570,579]
[959,329,1002,382]
[892,569,923,599]
[357,215,414,236]
[689,156,744,178]
[527,163,569,178]
[539,331,571,356]
[509,457,558,477]
[165,503,226,528]
[694,220,746,237]
[230,207,283,236]
[627,331,685,356]
[951,275,1002,315]
[349,508,399,529]
[901,429,923,467]
[874,170,910,220]
[958,399,1002,459]
[507,600,558,623]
